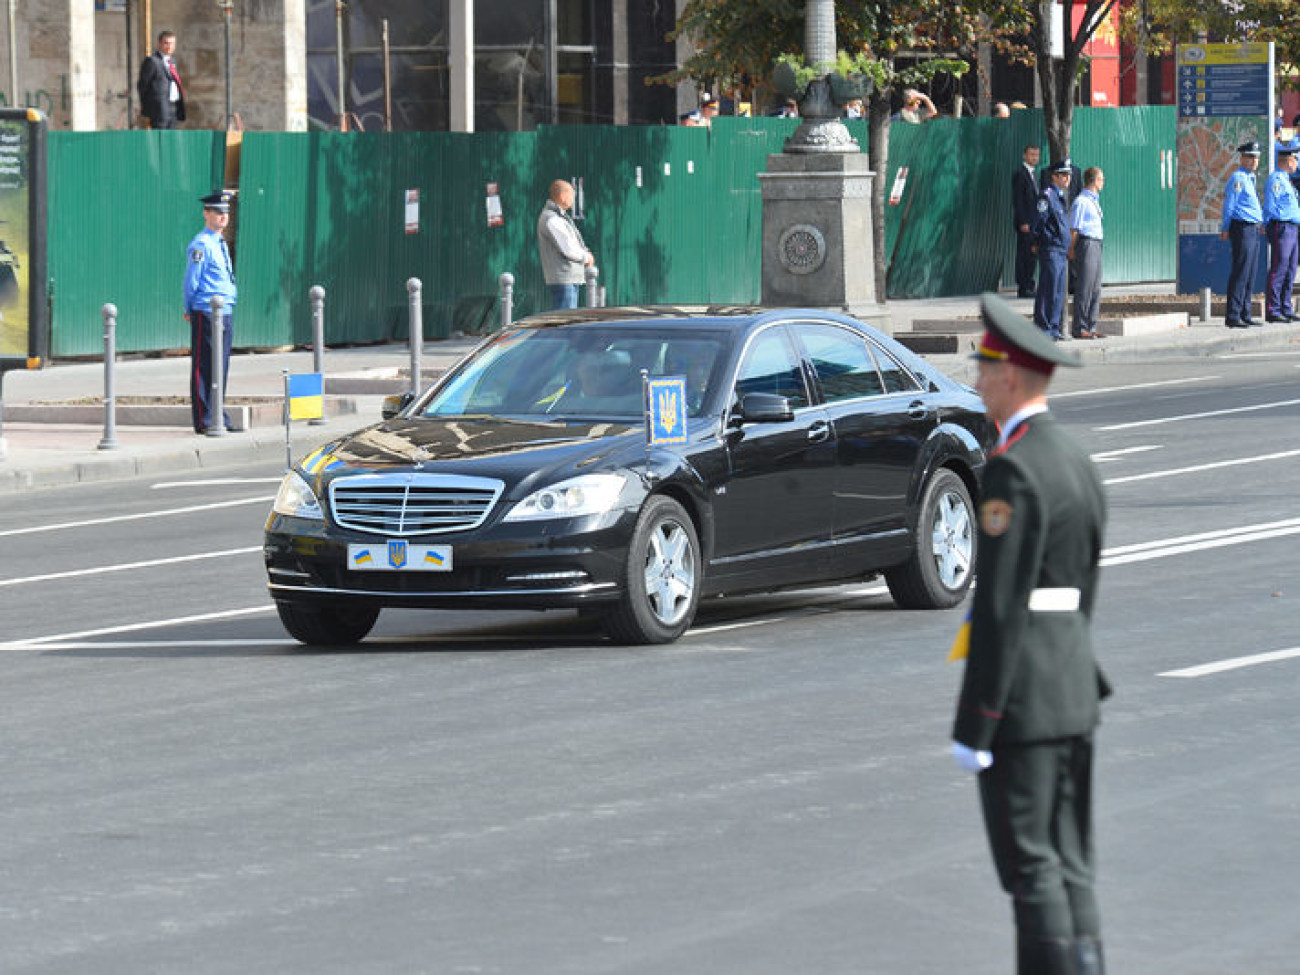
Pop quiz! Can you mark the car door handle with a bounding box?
[907,399,930,420]
[807,420,832,443]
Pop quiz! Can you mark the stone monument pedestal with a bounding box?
[758,152,890,332]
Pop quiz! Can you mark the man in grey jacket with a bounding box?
[537,180,594,309]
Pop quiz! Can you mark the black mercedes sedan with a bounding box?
[265,306,994,646]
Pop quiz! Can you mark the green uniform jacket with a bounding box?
[953,412,1111,750]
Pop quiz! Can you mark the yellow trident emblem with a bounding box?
[656,388,679,434]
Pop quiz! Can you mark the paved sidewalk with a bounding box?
[2,292,1298,494]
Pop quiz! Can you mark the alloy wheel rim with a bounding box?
[930,491,973,590]
[644,520,696,625]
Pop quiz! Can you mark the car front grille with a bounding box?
[328,473,505,536]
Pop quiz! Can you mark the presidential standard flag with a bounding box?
[287,372,324,420]
[646,376,688,445]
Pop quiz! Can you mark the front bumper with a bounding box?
[264,507,638,611]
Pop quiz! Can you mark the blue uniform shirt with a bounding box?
[1032,185,1070,251]
[1263,168,1300,224]
[184,229,238,313]
[1220,167,1263,231]
[1069,189,1103,240]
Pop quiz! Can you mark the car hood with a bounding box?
[302,416,643,490]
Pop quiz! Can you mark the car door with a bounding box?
[791,322,938,570]
[709,325,836,590]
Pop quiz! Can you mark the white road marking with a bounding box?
[1091,445,1162,463]
[1159,647,1300,678]
[1054,376,1218,399]
[1101,517,1300,565]
[151,478,282,489]
[1,606,275,647]
[1095,397,1300,431]
[1102,449,1300,486]
[0,496,274,539]
[13,639,283,651]
[0,547,262,588]
[1215,351,1300,358]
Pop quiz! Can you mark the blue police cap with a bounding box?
[1236,141,1261,157]
[1046,158,1073,176]
[200,191,233,212]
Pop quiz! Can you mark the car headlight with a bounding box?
[503,473,629,522]
[272,470,324,520]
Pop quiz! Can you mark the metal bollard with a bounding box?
[207,295,227,437]
[498,272,514,330]
[585,265,600,309]
[1200,286,1212,322]
[98,303,119,450]
[407,277,423,396]
[309,285,327,425]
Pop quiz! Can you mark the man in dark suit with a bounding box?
[952,293,1110,975]
[137,30,186,130]
[1012,145,1040,298]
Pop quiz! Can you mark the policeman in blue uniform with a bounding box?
[1220,141,1264,328]
[1031,158,1072,340]
[1264,145,1300,322]
[184,191,238,432]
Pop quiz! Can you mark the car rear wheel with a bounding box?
[885,468,974,609]
[602,496,702,645]
[276,601,380,646]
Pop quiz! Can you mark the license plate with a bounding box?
[347,541,452,572]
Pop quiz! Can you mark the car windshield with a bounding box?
[418,327,727,420]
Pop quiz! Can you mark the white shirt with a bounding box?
[998,403,1049,449]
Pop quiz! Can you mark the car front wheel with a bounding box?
[885,468,974,609]
[602,496,702,645]
[276,601,380,646]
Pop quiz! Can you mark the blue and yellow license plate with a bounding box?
[347,541,453,572]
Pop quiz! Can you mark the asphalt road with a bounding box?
[1,351,1298,974]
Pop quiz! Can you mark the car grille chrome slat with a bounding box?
[329,473,505,536]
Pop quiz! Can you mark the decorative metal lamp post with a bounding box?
[783,0,860,154]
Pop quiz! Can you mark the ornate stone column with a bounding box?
[758,0,886,327]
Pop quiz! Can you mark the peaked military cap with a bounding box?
[1277,143,1298,157]
[1236,140,1261,157]
[200,191,234,212]
[1045,158,1073,176]
[972,293,1082,375]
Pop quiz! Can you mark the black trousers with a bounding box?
[189,309,234,432]
[979,735,1100,944]
[1225,219,1261,322]
[1015,229,1036,295]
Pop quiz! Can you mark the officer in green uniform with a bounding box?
[951,293,1111,975]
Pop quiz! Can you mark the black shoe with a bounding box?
[1241,317,1258,326]
[1017,290,1036,299]
[1225,319,1248,328]
[1266,315,1291,323]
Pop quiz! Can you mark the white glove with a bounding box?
[952,742,993,773]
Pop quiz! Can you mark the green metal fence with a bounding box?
[45,108,1176,355]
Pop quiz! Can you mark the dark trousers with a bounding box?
[1014,229,1036,296]
[1072,237,1103,334]
[1226,220,1261,322]
[1266,221,1298,317]
[979,736,1100,947]
[189,309,234,432]
[1034,249,1068,333]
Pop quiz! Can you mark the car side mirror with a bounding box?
[735,391,794,424]
[381,391,415,420]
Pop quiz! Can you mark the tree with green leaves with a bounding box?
[1121,0,1300,86]
[670,0,1005,301]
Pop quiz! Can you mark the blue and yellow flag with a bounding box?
[288,372,324,420]
[647,376,688,445]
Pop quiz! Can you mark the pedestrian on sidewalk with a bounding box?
[137,30,186,130]
[952,294,1110,975]
[1032,158,1073,340]
[1012,145,1040,298]
[184,192,238,433]
[1263,145,1299,323]
[1220,141,1264,328]
[1068,167,1106,339]
[536,180,594,310]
